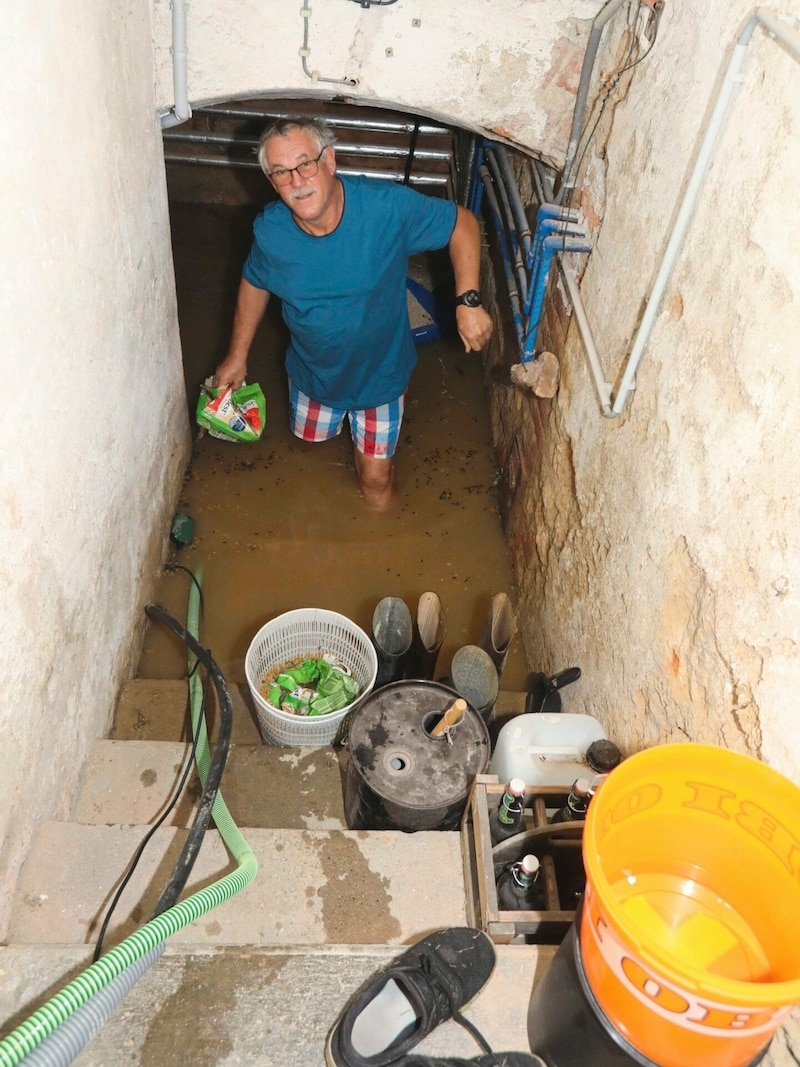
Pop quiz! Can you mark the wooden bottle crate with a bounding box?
[460,774,585,944]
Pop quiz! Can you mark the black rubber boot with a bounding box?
[372,597,413,689]
[450,645,499,727]
[405,591,447,681]
[478,593,517,680]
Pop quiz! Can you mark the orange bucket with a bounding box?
[581,743,800,1067]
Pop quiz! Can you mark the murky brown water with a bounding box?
[138,201,528,693]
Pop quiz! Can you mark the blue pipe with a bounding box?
[525,219,587,314]
[523,235,592,362]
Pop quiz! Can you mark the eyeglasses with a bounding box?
[267,146,329,186]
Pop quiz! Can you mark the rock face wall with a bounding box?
[0,5,190,937]
[484,1,800,787]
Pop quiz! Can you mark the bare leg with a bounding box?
[354,451,395,510]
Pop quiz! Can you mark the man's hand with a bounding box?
[213,354,248,391]
[456,304,494,352]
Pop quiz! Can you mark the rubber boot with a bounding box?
[405,591,447,680]
[478,593,517,680]
[372,597,413,689]
[451,645,499,727]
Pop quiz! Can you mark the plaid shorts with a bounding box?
[289,381,404,458]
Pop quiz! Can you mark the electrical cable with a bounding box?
[91,672,210,961]
[93,564,211,959]
[143,603,234,918]
[164,562,205,610]
[561,0,661,220]
[0,573,257,1067]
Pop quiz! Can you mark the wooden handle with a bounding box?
[431,698,467,736]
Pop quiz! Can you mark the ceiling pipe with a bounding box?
[160,0,192,130]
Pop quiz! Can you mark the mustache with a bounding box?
[289,188,314,201]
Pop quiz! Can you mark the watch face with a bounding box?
[458,290,482,307]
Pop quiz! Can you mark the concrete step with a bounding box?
[113,679,528,745]
[8,823,465,951]
[0,942,549,1066]
[112,678,264,744]
[74,740,346,830]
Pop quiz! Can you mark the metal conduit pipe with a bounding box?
[460,136,479,208]
[163,156,449,187]
[485,149,529,301]
[609,5,800,415]
[555,0,630,204]
[160,0,191,130]
[479,165,526,347]
[163,132,452,162]
[191,105,448,136]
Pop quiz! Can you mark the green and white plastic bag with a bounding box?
[196,381,266,442]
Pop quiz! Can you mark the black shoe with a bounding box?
[395,1055,547,1066]
[325,927,496,1066]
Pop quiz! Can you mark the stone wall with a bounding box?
[483,1,800,792]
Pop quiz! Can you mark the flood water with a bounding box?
[138,200,528,694]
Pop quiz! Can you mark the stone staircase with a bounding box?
[0,680,548,1065]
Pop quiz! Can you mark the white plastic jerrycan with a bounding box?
[489,712,607,787]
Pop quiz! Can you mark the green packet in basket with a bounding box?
[268,656,359,717]
[196,380,266,442]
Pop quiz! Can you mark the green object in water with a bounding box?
[170,513,195,546]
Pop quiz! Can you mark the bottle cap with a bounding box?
[586,738,622,772]
[519,854,540,877]
[574,777,591,797]
[588,773,609,797]
[509,777,526,796]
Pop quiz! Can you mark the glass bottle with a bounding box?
[497,854,542,910]
[489,777,526,845]
[551,777,591,823]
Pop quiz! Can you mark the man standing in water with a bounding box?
[214,118,493,509]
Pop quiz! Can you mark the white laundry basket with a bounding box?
[245,608,378,746]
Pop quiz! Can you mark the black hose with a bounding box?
[144,603,234,917]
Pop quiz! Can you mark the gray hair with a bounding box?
[257,118,337,175]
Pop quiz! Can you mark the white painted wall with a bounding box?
[0,4,189,935]
[531,1,800,784]
[151,0,599,165]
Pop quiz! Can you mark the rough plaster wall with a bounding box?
[0,4,190,937]
[151,0,597,165]
[499,1,800,784]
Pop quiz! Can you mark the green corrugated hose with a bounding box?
[0,570,258,1066]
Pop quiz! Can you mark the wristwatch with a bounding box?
[455,289,483,308]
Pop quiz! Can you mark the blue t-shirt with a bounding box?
[242,175,457,409]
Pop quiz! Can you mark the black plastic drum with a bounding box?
[345,680,490,831]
